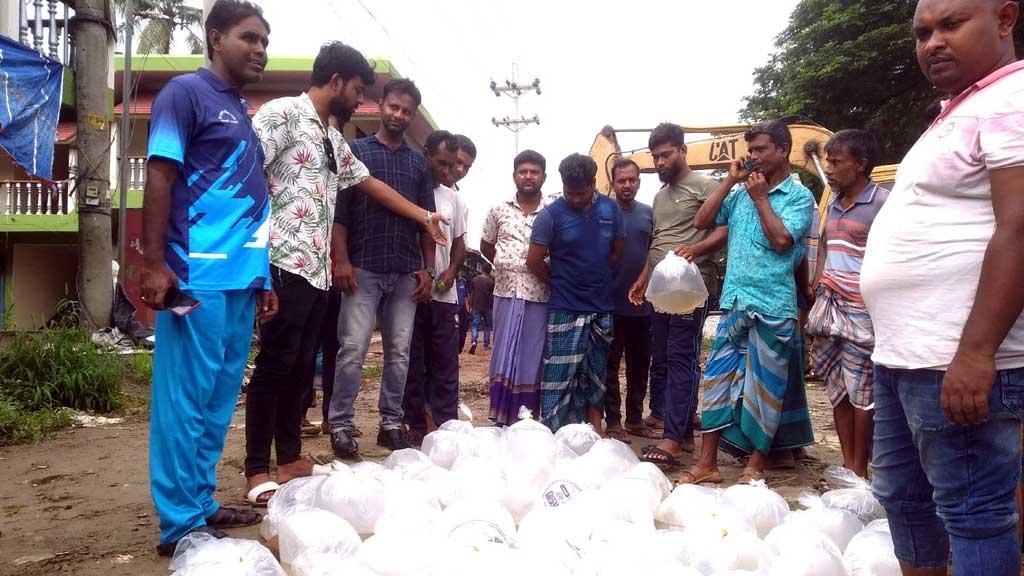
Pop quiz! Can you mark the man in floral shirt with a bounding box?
[245,42,445,506]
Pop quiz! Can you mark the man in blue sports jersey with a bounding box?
[139,0,277,556]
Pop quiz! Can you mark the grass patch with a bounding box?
[361,364,383,380]
[0,319,125,445]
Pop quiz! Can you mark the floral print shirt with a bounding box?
[481,192,552,303]
[253,93,370,290]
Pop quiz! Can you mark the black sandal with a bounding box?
[641,446,681,467]
[156,525,227,557]
[205,506,261,529]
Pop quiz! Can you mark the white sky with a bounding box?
[178,0,800,248]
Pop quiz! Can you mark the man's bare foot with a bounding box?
[276,459,316,484]
[680,438,696,453]
[643,415,665,430]
[677,465,723,485]
[737,466,767,484]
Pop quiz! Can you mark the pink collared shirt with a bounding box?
[861,60,1024,370]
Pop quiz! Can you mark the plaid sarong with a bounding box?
[808,286,875,409]
[539,312,613,432]
[702,309,807,455]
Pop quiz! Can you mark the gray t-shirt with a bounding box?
[648,171,721,296]
[611,201,654,317]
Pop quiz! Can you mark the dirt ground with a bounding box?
[0,334,842,576]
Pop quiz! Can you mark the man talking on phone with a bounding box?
[139,0,277,556]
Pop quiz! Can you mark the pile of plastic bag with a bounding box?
[175,415,899,576]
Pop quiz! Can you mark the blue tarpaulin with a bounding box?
[0,35,64,181]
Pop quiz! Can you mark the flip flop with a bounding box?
[643,416,665,430]
[625,423,661,439]
[246,481,280,508]
[605,427,633,444]
[641,446,681,467]
[676,469,723,485]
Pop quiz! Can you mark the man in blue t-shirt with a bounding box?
[527,154,624,432]
[139,0,275,556]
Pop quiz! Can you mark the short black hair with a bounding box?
[381,78,422,108]
[648,122,686,150]
[204,0,269,59]
[745,120,793,156]
[311,42,376,88]
[514,149,546,172]
[559,153,598,189]
[825,129,881,177]
[611,157,641,180]
[425,130,458,156]
[455,134,477,159]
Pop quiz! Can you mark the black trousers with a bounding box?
[403,300,461,432]
[244,266,327,477]
[304,289,341,423]
[457,304,470,352]
[604,314,653,428]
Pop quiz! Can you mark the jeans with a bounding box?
[604,314,652,427]
[472,309,492,347]
[245,267,327,477]
[872,365,1023,573]
[329,268,418,432]
[404,300,461,432]
[458,305,470,352]
[304,289,341,423]
[150,289,256,544]
[649,307,708,441]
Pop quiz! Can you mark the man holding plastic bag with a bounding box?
[680,120,814,485]
[527,154,624,433]
[627,123,727,466]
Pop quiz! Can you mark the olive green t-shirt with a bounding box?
[648,170,721,296]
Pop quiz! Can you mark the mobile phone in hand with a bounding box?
[164,286,200,317]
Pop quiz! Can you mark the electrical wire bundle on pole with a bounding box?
[490,64,540,153]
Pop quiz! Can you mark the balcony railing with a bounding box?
[18,0,74,67]
[0,180,76,215]
[126,157,146,190]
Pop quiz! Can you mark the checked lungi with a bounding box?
[702,308,814,456]
[540,311,614,432]
[808,285,875,409]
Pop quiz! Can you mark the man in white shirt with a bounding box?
[404,131,467,443]
[860,1,1024,574]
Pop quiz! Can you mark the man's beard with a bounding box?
[657,163,680,183]
[331,101,354,125]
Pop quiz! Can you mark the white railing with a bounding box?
[18,0,73,67]
[0,180,75,215]
[127,156,146,190]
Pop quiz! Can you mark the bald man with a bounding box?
[860,1,1024,574]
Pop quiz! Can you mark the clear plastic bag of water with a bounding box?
[645,252,709,314]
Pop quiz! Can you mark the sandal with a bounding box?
[206,506,262,528]
[641,445,681,467]
[245,481,280,508]
[624,423,661,439]
[301,419,321,437]
[643,415,665,430]
[676,468,723,485]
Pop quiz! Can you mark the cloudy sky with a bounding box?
[184,0,801,248]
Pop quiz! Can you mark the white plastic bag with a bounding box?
[821,488,886,524]
[440,498,516,550]
[767,546,848,576]
[573,439,639,490]
[260,475,327,540]
[383,448,434,479]
[645,252,709,314]
[788,496,865,552]
[554,423,601,456]
[421,430,471,470]
[719,480,790,538]
[654,483,724,529]
[315,472,387,535]
[843,521,900,576]
[170,531,285,576]
[276,509,361,569]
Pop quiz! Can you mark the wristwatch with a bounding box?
[424,210,433,227]
[426,267,436,279]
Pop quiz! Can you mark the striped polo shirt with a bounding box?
[819,181,888,304]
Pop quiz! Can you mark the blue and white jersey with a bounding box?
[147,67,270,291]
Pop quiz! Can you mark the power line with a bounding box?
[489,64,541,153]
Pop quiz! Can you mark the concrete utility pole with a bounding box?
[490,64,541,153]
[72,0,114,329]
[116,0,132,278]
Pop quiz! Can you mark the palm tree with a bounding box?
[113,0,204,55]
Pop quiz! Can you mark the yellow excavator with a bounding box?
[588,123,898,225]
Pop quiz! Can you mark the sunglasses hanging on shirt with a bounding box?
[323,137,338,174]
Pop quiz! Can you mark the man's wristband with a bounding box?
[424,210,432,227]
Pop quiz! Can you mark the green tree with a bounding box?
[114,0,204,55]
[741,0,1024,164]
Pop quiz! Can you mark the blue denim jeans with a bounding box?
[471,309,492,347]
[328,268,418,432]
[648,307,707,432]
[871,365,1024,573]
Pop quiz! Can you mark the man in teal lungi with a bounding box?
[680,120,815,485]
[527,154,625,433]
